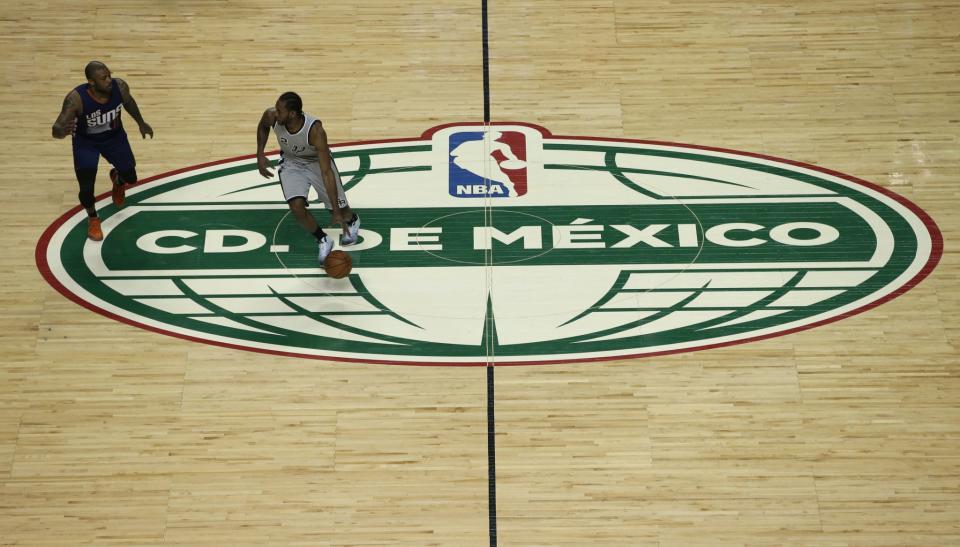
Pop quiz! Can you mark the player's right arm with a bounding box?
[51,90,81,139]
[256,108,277,178]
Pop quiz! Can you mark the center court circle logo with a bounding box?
[37,122,942,365]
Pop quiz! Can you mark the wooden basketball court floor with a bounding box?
[2,1,958,544]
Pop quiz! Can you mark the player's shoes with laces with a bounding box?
[341,214,361,245]
[318,235,334,264]
[87,217,103,241]
[109,168,125,208]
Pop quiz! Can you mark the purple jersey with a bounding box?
[73,82,124,140]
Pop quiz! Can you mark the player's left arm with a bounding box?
[310,121,345,227]
[116,78,154,139]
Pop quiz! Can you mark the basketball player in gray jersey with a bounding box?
[256,92,360,264]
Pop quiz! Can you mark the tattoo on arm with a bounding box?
[52,92,80,138]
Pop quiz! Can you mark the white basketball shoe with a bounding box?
[318,235,334,264]
[341,214,361,246]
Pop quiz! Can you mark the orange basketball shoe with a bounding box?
[110,168,125,208]
[87,217,103,241]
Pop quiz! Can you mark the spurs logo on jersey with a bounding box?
[279,137,307,155]
[84,104,123,134]
[274,114,320,164]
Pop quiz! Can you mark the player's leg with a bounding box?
[312,158,361,245]
[287,196,320,233]
[281,164,333,263]
[75,168,101,241]
[72,137,103,240]
[98,130,138,207]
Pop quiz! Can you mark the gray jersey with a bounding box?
[273,112,321,166]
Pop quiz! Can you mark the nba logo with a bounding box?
[448,130,528,198]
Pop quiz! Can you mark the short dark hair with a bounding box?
[278,92,303,115]
[85,60,107,80]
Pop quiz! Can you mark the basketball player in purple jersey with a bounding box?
[51,61,154,240]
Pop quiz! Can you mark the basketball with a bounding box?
[324,250,352,278]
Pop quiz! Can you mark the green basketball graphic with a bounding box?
[37,123,942,365]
